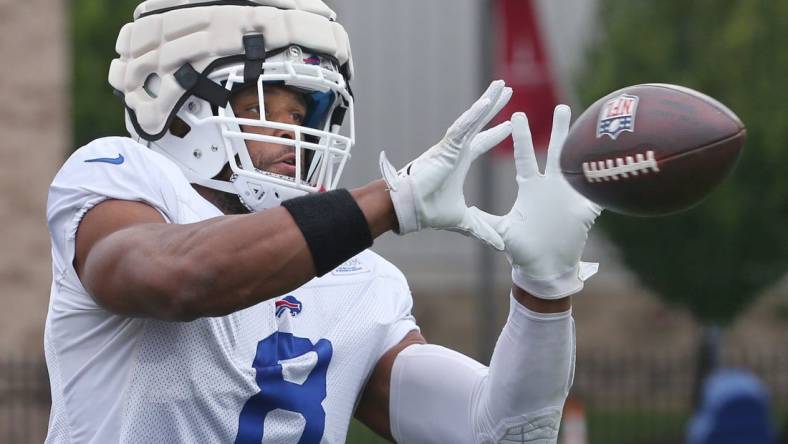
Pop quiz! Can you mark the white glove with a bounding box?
[475,106,603,299]
[380,80,513,250]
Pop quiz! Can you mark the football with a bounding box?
[560,84,745,216]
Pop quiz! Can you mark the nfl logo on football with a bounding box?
[596,94,639,139]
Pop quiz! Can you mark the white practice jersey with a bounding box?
[44,137,419,444]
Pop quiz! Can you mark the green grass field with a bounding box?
[345,406,788,444]
[344,412,691,444]
[346,419,389,443]
[585,409,689,444]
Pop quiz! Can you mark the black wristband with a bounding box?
[282,189,373,276]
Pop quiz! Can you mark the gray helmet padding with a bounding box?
[109,1,352,138]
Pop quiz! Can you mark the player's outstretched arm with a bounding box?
[356,287,576,444]
[75,180,395,322]
[75,81,513,322]
[356,107,603,444]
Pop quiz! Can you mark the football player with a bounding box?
[44,1,601,443]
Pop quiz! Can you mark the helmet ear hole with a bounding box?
[143,73,161,98]
[169,116,192,138]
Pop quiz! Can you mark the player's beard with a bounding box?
[201,145,305,215]
[248,145,299,178]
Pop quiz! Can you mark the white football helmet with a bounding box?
[109,0,355,211]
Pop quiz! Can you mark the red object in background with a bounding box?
[493,0,561,154]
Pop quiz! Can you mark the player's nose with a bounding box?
[275,129,296,140]
[270,112,298,140]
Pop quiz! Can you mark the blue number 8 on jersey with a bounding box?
[235,332,334,444]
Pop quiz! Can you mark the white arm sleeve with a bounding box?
[390,294,575,444]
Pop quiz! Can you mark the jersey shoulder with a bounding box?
[48,137,187,223]
[360,249,408,284]
[312,250,418,350]
[46,137,194,274]
[54,136,184,189]
[320,249,414,315]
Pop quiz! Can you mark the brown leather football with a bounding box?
[560,84,745,216]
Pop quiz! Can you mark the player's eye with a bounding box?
[292,112,305,125]
[246,105,260,116]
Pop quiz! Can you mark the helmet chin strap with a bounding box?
[184,170,282,212]
[230,171,309,212]
[231,173,282,211]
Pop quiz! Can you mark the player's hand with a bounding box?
[379,80,513,250]
[474,107,603,299]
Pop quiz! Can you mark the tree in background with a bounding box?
[72,0,139,148]
[579,0,788,327]
[580,0,788,408]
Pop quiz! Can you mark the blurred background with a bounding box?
[1,0,787,442]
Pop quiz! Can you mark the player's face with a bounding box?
[231,84,308,178]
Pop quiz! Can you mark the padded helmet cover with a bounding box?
[109,0,353,139]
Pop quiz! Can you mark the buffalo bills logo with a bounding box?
[597,94,639,140]
[303,55,321,66]
[275,295,303,318]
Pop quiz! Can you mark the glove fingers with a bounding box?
[511,112,540,179]
[546,104,572,174]
[446,80,506,144]
[461,208,505,251]
[471,121,513,158]
[446,98,492,146]
[480,86,513,130]
[467,86,512,141]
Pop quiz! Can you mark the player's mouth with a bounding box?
[269,153,297,177]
